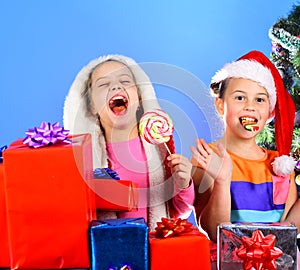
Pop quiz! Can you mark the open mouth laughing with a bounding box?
[108,94,128,115]
[239,117,259,132]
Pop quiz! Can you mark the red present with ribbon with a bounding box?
[218,223,297,270]
[89,179,138,211]
[149,217,211,270]
[3,129,96,269]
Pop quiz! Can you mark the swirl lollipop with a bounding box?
[139,109,174,154]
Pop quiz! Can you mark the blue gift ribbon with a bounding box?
[94,168,120,180]
[0,145,7,163]
[92,218,146,227]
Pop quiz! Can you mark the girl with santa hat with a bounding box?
[191,50,300,243]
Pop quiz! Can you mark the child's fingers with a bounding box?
[167,154,191,173]
[199,138,213,154]
[190,146,209,168]
[167,154,186,163]
[195,138,212,158]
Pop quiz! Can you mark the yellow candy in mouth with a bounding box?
[244,124,259,132]
[240,117,259,132]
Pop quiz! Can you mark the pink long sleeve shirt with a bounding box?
[106,137,194,223]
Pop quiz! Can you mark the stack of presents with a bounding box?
[0,122,298,269]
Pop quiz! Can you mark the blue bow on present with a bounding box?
[0,145,7,163]
[92,218,146,228]
[94,168,120,180]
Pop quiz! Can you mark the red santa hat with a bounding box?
[211,50,296,176]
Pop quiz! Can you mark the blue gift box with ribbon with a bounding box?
[89,218,149,270]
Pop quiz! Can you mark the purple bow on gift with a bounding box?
[23,122,71,148]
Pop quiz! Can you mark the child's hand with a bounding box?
[190,138,232,183]
[167,154,192,189]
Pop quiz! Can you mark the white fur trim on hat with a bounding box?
[63,54,160,168]
[63,54,169,230]
[211,59,277,113]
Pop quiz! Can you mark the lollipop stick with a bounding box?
[164,142,172,155]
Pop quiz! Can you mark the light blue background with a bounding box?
[0,0,298,158]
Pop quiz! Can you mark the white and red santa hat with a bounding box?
[210,50,296,176]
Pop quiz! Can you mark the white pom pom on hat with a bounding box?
[211,50,296,176]
[272,155,296,177]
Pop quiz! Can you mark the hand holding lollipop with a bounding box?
[140,109,192,189]
[139,109,174,154]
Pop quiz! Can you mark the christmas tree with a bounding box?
[245,6,300,249]
[256,4,300,169]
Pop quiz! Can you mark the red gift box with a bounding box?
[149,219,211,270]
[89,179,138,211]
[3,134,96,269]
[0,163,10,267]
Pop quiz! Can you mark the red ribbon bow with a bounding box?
[154,217,193,238]
[236,230,283,270]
